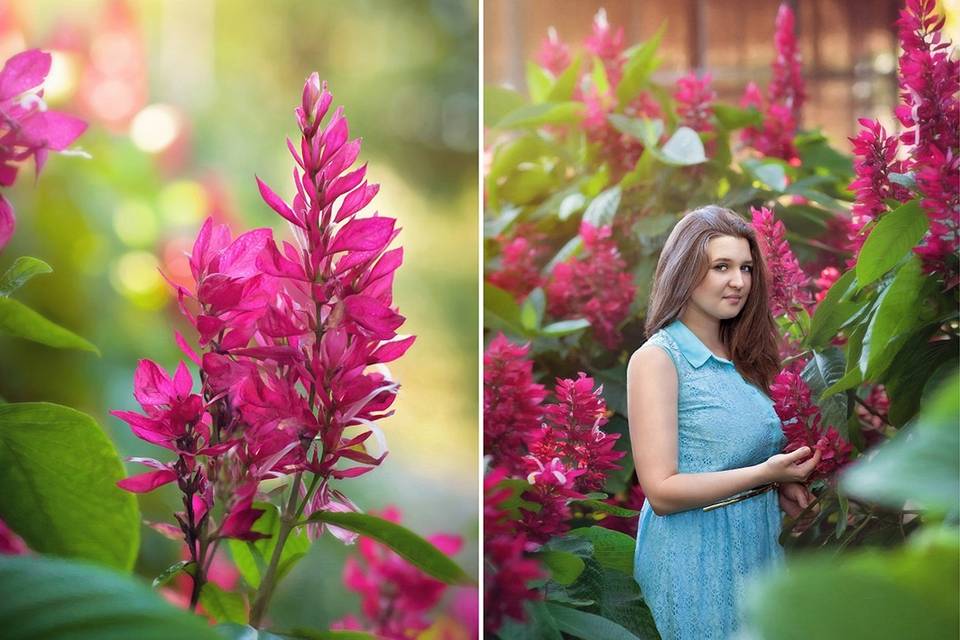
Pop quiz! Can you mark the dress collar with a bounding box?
[663,319,733,369]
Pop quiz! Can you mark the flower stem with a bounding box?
[249,472,302,628]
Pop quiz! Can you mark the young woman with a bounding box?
[627,206,818,639]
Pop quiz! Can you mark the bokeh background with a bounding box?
[0,0,478,628]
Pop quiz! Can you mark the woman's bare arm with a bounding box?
[626,345,819,516]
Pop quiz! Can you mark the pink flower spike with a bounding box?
[117,468,178,493]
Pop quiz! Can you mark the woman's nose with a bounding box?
[729,272,744,289]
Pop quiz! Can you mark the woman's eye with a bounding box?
[715,264,727,271]
[741,265,753,273]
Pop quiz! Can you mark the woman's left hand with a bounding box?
[778,482,818,530]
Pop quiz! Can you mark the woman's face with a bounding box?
[687,235,753,321]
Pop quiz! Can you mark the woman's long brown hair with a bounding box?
[644,205,780,393]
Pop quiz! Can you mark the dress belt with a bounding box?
[702,482,778,512]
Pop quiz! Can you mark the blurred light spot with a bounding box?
[441,92,477,152]
[110,251,166,309]
[159,180,207,226]
[130,104,181,153]
[852,81,872,100]
[72,234,107,276]
[89,79,138,124]
[45,51,79,103]
[113,200,157,247]
[90,32,139,75]
[873,52,896,75]
[161,236,195,290]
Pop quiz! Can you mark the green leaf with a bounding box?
[485,85,526,127]
[659,127,707,165]
[301,512,472,585]
[544,603,645,640]
[0,555,221,640]
[887,171,917,191]
[582,186,622,229]
[538,550,586,585]
[526,61,553,103]
[558,193,586,220]
[547,55,582,102]
[801,349,849,435]
[521,287,546,331]
[841,370,959,511]
[270,630,377,640]
[543,235,584,273]
[200,582,247,624]
[859,256,925,379]
[0,402,139,571]
[541,318,591,337]
[741,532,959,640]
[616,23,665,107]
[499,600,564,640]
[484,282,524,335]
[216,624,287,640]
[855,199,928,289]
[569,526,635,576]
[152,560,194,589]
[806,269,859,349]
[885,334,957,427]
[591,57,610,97]
[495,102,583,129]
[571,499,641,518]
[744,160,788,192]
[0,296,98,353]
[608,115,663,147]
[0,256,52,296]
[228,503,309,590]
[713,104,762,130]
[484,205,522,238]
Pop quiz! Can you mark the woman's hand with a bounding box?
[762,446,821,483]
[778,481,819,531]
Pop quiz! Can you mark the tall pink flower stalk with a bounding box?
[113,74,412,624]
[750,206,812,319]
[0,49,87,251]
[895,0,959,279]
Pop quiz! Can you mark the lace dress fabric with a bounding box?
[633,320,786,640]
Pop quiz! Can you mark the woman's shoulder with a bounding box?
[627,330,680,377]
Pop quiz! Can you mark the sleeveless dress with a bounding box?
[633,320,787,640]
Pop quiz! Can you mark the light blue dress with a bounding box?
[633,320,786,640]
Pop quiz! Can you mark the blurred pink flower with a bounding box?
[674,72,716,135]
[487,228,548,302]
[536,26,570,76]
[585,9,625,85]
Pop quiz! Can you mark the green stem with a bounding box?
[248,473,302,628]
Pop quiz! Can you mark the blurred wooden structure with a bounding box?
[485,0,904,144]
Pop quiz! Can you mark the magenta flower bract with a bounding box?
[750,206,812,318]
[545,222,635,350]
[487,226,548,302]
[0,517,28,555]
[332,506,467,640]
[674,72,716,136]
[536,27,571,76]
[0,49,87,251]
[585,9,625,86]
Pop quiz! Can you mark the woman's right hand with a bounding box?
[762,446,822,483]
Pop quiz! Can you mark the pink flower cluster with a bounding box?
[487,225,549,302]
[674,72,716,136]
[536,27,570,77]
[0,49,87,252]
[740,3,804,161]
[750,206,812,318]
[333,506,475,640]
[113,75,412,598]
[895,0,959,278]
[482,335,623,629]
[545,222,635,350]
[813,266,841,305]
[770,369,853,479]
[846,119,912,264]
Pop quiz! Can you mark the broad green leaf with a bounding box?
[855,199,927,289]
[659,127,706,165]
[228,503,309,590]
[570,526,635,576]
[484,85,526,127]
[713,104,762,130]
[571,499,641,518]
[841,370,959,511]
[582,186,622,228]
[521,287,546,331]
[484,205,522,238]
[216,624,287,640]
[0,402,139,571]
[0,296,98,353]
[744,160,788,192]
[498,600,564,640]
[547,55,582,102]
[558,193,586,220]
[741,531,959,639]
[616,23,666,107]
[887,171,917,191]
[526,61,553,103]
[152,560,194,589]
[820,367,862,401]
[538,550,586,585]
[495,102,583,129]
[801,349,849,436]
[885,334,956,427]
[545,603,644,640]
[301,512,472,585]
[0,256,51,296]
[859,256,924,379]
[591,57,610,97]
[543,235,584,273]
[806,269,859,349]
[620,148,656,189]
[541,318,591,337]
[796,134,854,179]
[608,115,663,147]
[484,282,524,335]
[0,555,220,640]
[200,582,246,624]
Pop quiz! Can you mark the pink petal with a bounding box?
[371,335,415,363]
[33,111,87,150]
[174,330,202,367]
[257,239,308,280]
[219,227,271,278]
[0,50,51,101]
[256,176,302,228]
[133,359,175,406]
[329,216,395,254]
[343,295,403,339]
[0,195,14,252]
[173,361,193,397]
[117,469,177,493]
[335,182,379,222]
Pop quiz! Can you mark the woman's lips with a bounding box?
[723,295,742,303]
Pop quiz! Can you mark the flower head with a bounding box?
[750,206,812,317]
[537,27,570,76]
